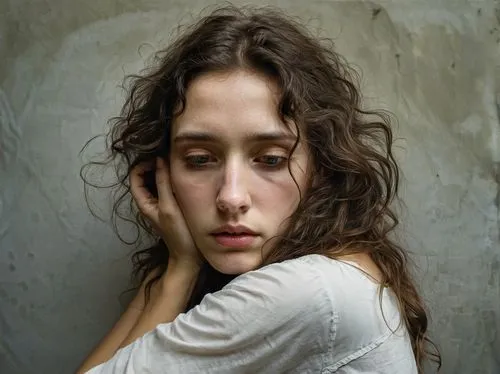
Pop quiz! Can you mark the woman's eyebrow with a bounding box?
[173,131,297,144]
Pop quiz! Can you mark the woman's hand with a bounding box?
[130,157,202,268]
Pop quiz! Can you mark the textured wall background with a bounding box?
[0,0,498,373]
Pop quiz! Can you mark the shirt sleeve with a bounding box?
[85,258,333,374]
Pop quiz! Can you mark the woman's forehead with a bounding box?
[171,70,300,140]
[185,69,280,102]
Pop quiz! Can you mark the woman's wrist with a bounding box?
[167,255,202,273]
[130,258,200,312]
[161,259,200,292]
[143,258,200,310]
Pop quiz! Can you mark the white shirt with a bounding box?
[86,254,418,373]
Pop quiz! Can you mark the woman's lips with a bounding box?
[211,233,258,248]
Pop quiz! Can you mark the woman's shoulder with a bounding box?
[214,253,384,323]
[211,254,336,319]
[225,253,378,298]
[222,253,401,333]
[222,254,337,306]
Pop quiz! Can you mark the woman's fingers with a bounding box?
[155,157,175,213]
[131,158,202,265]
[130,161,158,218]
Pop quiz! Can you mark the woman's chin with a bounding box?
[206,251,263,275]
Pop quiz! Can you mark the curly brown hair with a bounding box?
[81,5,441,372]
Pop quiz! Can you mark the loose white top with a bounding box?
[86,254,418,373]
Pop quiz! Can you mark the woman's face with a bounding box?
[170,69,310,274]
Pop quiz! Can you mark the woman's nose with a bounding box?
[216,164,251,215]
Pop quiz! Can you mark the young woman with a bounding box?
[78,5,440,373]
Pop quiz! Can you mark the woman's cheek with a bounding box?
[173,174,212,209]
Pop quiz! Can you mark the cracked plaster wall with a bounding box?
[0,1,498,373]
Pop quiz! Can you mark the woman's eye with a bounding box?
[255,155,288,168]
[185,154,214,168]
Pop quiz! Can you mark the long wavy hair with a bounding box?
[81,5,440,372]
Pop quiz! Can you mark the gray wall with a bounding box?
[0,0,498,373]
